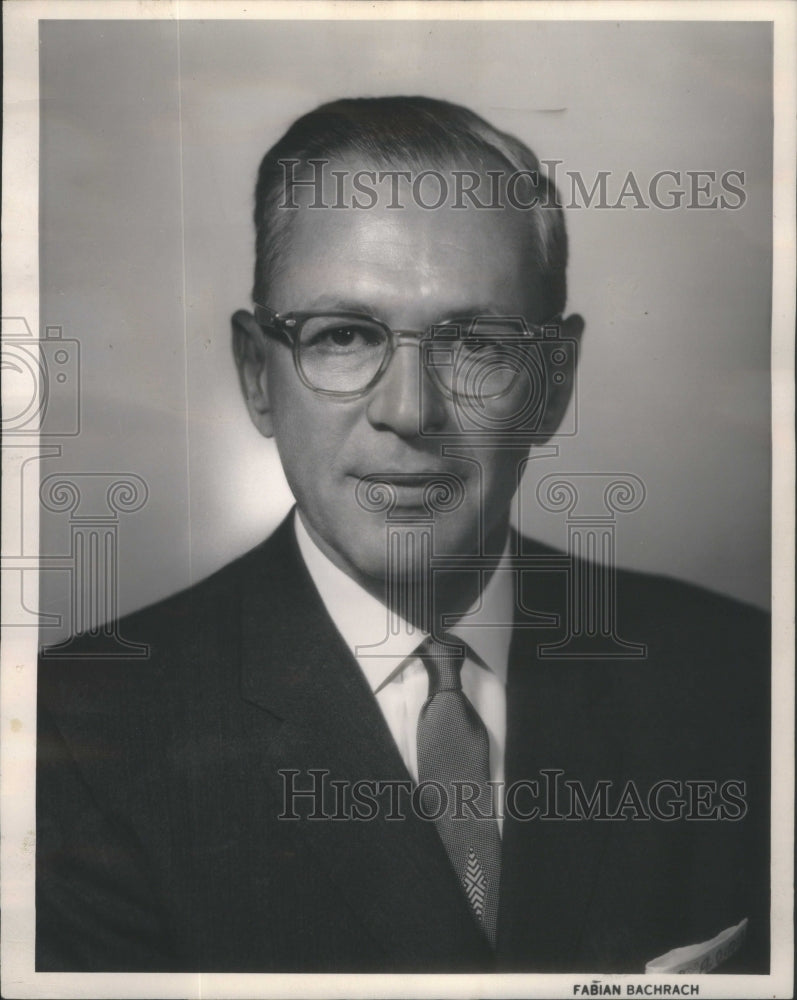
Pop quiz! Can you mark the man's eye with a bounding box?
[328,326,363,347]
[307,324,382,351]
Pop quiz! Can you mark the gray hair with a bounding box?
[252,96,567,319]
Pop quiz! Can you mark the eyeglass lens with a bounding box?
[296,314,532,397]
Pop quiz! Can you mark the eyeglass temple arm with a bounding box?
[253,303,296,343]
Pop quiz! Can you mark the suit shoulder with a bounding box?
[515,537,769,748]
[614,566,769,683]
[616,565,768,627]
[515,529,769,659]
[610,567,770,762]
[123,525,285,637]
[38,520,293,716]
[40,520,289,656]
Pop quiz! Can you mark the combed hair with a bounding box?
[252,96,567,318]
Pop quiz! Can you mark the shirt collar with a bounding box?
[294,511,513,692]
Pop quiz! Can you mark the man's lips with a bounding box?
[348,471,457,486]
[347,471,468,510]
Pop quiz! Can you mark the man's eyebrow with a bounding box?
[302,296,513,320]
[304,296,376,314]
[437,305,508,319]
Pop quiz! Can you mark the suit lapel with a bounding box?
[497,565,627,969]
[237,517,493,967]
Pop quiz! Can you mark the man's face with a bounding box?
[239,165,567,591]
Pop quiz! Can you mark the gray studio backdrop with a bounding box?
[38,18,772,641]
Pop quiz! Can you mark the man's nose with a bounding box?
[365,342,448,436]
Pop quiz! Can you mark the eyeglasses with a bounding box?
[253,302,561,401]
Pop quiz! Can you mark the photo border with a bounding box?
[2,2,794,997]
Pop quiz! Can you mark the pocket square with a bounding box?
[644,918,748,974]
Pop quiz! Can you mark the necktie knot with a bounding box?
[417,637,465,696]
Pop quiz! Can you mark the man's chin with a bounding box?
[338,519,480,586]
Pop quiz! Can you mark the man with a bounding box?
[37,97,770,973]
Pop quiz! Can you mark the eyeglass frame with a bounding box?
[252,301,562,401]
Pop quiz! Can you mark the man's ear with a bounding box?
[537,313,585,442]
[231,309,274,438]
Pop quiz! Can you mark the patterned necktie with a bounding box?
[415,636,502,948]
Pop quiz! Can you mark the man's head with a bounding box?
[233,96,582,599]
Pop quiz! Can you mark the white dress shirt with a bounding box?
[294,513,513,829]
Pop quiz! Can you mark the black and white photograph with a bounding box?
[1,2,794,997]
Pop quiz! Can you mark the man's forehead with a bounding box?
[270,199,540,324]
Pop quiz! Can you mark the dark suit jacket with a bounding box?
[37,513,770,972]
